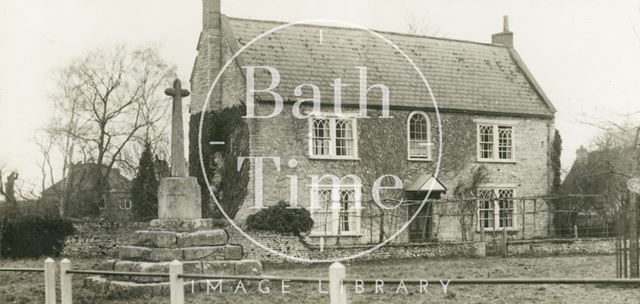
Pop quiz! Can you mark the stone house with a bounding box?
[188,0,557,245]
[42,163,133,222]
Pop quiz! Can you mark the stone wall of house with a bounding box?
[232,102,553,244]
[62,220,149,257]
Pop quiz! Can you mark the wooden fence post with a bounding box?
[574,225,578,239]
[169,260,184,304]
[60,258,72,304]
[629,193,639,278]
[501,229,508,258]
[44,258,56,304]
[329,262,348,304]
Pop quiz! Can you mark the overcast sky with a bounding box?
[1,0,640,193]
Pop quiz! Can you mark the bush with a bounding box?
[246,201,314,235]
[131,141,159,221]
[0,217,75,258]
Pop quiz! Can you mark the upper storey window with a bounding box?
[407,111,432,160]
[476,121,515,162]
[309,116,358,159]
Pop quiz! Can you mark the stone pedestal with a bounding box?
[158,177,201,219]
[86,220,263,296]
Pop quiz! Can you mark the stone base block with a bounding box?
[85,276,263,297]
[158,177,202,220]
[119,244,243,261]
[85,259,263,292]
[149,218,218,232]
[133,229,229,249]
[133,231,178,248]
[105,259,262,277]
[149,248,184,262]
[182,245,241,260]
[119,246,150,261]
[177,230,228,247]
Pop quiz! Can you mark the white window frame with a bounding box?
[309,182,362,236]
[120,199,132,210]
[407,111,433,161]
[308,114,359,160]
[475,119,517,162]
[476,186,517,231]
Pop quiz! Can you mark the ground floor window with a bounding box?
[120,199,132,210]
[310,185,361,236]
[477,188,515,230]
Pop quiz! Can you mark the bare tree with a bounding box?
[49,45,175,216]
[579,114,640,177]
[405,13,439,36]
[34,130,56,194]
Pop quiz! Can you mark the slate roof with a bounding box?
[225,17,555,117]
[42,164,131,196]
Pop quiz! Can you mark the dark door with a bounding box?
[408,202,433,242]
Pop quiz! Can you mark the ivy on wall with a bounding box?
[189,105,250,219]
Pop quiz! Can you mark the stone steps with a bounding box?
[85,274,267,297]
[86,220,263,297]
[133,229,228,248]
[96,259,263,283]
[119,244,243,262]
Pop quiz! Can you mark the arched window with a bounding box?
[407,111,431,160]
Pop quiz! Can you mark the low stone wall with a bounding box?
[486,238,616,256]
[305,241,487,261]
[226,229,486,262]
[226,229,309,261]
[62,220,150,257]
[62,221,616,262]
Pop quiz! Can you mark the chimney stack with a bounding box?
[203,0,221,31]
[491,15,513,47]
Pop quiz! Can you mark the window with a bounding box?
[120,199,132,210]
[339,189,355,233]
[477,188,516,230]
[313,190,332,235]
[477,123,514,161]
[407,111,432,160]
[98,195,107,209]
[310,184,361,236]
[310,116,358,159]
[478,190,495,229]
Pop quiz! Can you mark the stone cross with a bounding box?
[164,79,190,177]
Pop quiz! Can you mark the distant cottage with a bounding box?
[42,163,133,221]
[189,0,557,244]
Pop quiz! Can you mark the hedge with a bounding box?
[0,217,75,258]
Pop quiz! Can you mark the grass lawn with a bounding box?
[0,255,638,303]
